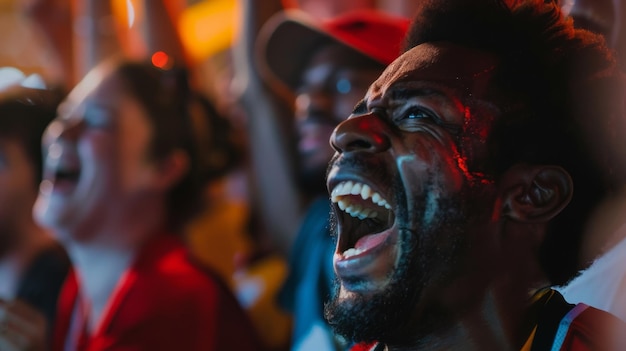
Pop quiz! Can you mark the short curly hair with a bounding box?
[403,0,626,284]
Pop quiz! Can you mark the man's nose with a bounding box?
[330,112,391,154]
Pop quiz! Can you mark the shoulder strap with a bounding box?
[530,289,576,351]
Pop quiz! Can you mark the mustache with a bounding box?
[326,153,391,181]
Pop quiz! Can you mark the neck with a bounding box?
[65,201,167,331]
[386,287,535,351]
[60,193,168,248]
[386,244,546,351]
[68,241,136,331]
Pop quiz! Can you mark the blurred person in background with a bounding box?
[0,87,70,351]
[234,2,409,349]
[32,58,262,351]
[561,0,626,70]
[26,0,264,325]
[557,0,626,323]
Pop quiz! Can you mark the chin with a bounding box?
[325,277,418,344]
[325,203,471,345]
[33,200,71,238]
[33,198,52,228]
[325,231,422,344]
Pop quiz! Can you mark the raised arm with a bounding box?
[73,0,122,77]
[233,0,304,256]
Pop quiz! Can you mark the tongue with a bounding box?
[354,230,391,251]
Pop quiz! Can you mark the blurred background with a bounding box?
[0,0,420,99]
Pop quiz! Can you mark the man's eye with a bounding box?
[403,107,435,121]
[395,106,441,131]
[397,106,462,135]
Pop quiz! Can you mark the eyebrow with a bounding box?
[350,86,454,116]
[389,87,443,102]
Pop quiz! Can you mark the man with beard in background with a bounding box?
[325,0,626,350]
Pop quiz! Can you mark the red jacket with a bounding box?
[53,234,263,351]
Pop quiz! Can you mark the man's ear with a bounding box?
[501,165,573,223]
[153,150,190,190]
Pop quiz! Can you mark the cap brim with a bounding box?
[257,10,373,94]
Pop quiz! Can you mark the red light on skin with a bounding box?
[151,51,173,69]
[355,119,387,147]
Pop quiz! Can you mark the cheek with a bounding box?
[82,127,153,178]
[80,133,116,167]
[120,156,151,186]
[402,135,466,194]
[77,133,126,194]
[457,108,497,175]
[119,134,154,189]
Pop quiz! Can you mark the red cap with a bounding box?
[257,9,410,93]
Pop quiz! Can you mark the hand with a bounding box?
[0,299,48,351]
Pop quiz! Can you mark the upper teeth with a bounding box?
[330,181,392,219]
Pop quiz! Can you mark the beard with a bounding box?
[324,182,477,345]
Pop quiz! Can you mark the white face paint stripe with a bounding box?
[397,154,418,216]
[423,191,440,227]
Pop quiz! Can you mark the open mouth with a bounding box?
[330,180,396,258]
[54,168,80,183]
[45,160,81,194]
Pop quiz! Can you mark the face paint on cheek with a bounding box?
[397,154,419,216]
[423,191,440,227]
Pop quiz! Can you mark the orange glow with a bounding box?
[178,0,240,62]
[111,0,146,59]
[112,0,143,28]
[281,0,299,9]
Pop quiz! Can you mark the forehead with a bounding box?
[59,63,127,117]
[368,42,500,103]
